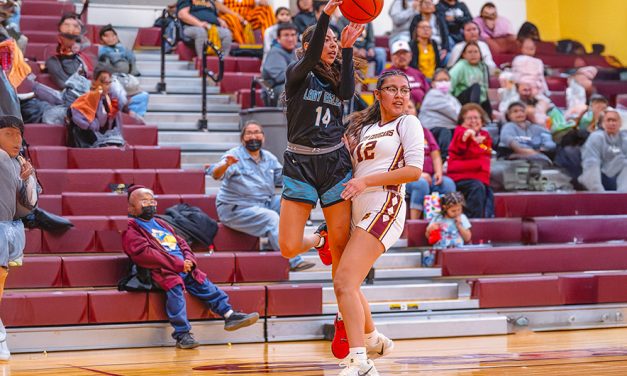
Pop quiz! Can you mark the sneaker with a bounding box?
[224,311,259,331]
[315,222,332,266]
[366,333,394,360]
[338,357,379,376]
[290,261,315,272]
[8,257,22,267]
[331,315,349,359]
[0,321,9,361]
[175,332,199,349]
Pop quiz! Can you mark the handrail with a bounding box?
[157,9,177,93]
[197,41,224,131]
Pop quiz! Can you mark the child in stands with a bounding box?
[425,191,471,249]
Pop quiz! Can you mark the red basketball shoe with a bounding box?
[315,222,332,266]
[331,314,349,359]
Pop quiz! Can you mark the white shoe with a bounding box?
[0,320,10,361]
[338,357,379,376]
[366,333,394,360]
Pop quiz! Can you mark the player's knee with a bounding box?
[278,237,300,258]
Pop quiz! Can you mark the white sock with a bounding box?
[349,347,367,363]
[364,329,380,347]
[224,309,233,319]
[315,235,325,248]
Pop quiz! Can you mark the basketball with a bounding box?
[339,0,384,24]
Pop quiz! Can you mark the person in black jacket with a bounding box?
[293,0,316,35]
[409,0,450,62]
[435,0,472,44]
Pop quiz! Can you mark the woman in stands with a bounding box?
[449,41,491,118]
[333,70,424,375]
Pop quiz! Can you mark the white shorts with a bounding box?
[352,190,406,251]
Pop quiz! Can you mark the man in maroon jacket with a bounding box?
[122,185,259,349]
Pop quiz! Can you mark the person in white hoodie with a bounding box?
[388,0,419,45]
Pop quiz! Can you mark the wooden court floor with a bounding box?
[6,327,627,375]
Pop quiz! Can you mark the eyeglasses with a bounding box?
[140,199,157,206]
[380,86,411,96]
[464,116,482,121]
[244,130,264,136]
[99,79,112,84]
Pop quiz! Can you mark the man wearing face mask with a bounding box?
[45,13,91,90]
[207,121,315,272]
[122,185,259,349]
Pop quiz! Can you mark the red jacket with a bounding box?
[447,126,493,185]
[122,217,207,291]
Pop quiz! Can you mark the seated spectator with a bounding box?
[498,79,552,126]
[122,185,259,349]
[449,42,492,117]
[447,21,497,74]
[425,192,471,248]
[474,2,513,39]
[517,21,540,41]
[436,0,471,44]
[498,101,555,166]
[221,0,275,44]
[405,100,456,219]
[577,94,608,134]
[410,20,441,79]
[263,7,292,57]
[176,0,233,58]
[447,103,494,218]
[261,23,297,105]
[67,66,126,148]
[409,0,450,63]
[566,66,598,120]
[336,17,386,75]
[511,38,549,97]
[384,41,429,107]
[0,0,26,53]
[419,68,461,158]
[207,121,315,272]
[388,0,419,45]
[578,108,627,192]
[45,13,92,89]
[293,0,316,35]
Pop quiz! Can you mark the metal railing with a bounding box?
[197,41,224,131]
[157,9,176,93]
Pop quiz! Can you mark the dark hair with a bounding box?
[275,6,290,17]
[58,12,81,30]
[296,0,312,12]
[345,70,410,149]
[505,101,526,122]
[480,2,496,14]
[277,23,297,38]
[517,21,540,41]
[589,94,608,105]
[432,68,450,81]
[460,41,483,62]
[240,120,263,140]
[313,1,326,14]
[457,103,487,125]
[441,192,465,212]
[93,64,112,80]
[463,20,480,31]
[99,24,117,39]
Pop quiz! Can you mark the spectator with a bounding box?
[263,7,292,57]
[122,185,259,349]
[410,20,441,79]
[0,115,38,361]
[511,38,549,97]
[498,101,555,166]
[45,13,91,89]
[176,0,233,58]
[336,17,386,75]
[261,23,297,105]
[577,94,608,134]
[383,40,429,107]
[579,108,627,192]
[406,99,456,219]
[474,2,513,40]
[67,66,126,148]
[409,0,450,63]
[566,66,598,119]
[449,41,491,117]
[447,103,494,218]
[207,121,315,272]
[388,0,419,45]
[293,0,316,35]
[221,0,275,45]
[517,21,540,42]
[425,192,471,248]
[498,79,552,126]
[436,0,471,44]
[0,0,26,52]
[447,21,497,74]
[419,68,461,158]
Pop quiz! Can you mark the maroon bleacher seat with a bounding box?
[23,42,57,61]
[34,73,62,90]
[406,218,527,247]
[1,291,89,327]
[37,194,62,215]
[155,169,206,194]
[266,284,323,316]
[220,72,257,94]
[62,193,127,216]
[597,273,627,303]
[618,94,627,109]
[180,194,218,219]
[534,215,627,244]
[535,41,557,55]
[5,256,62,288]
[494,192,627,217]
[550,91,566,108]
[134,27,161,48]
[196,56,238,73]
[234,252,289,283]
[176,41,196,61]
[24,229,42,254]
[114,169,158,191]
[133,146,181,169]
[21,1,75,16]
[471,276,562,308]
[21,31,59,44]
[594,80,627,106]
[539,54,577,69]
[62,255,129,287]
[234,57,262,73]
[43,227,96,253]
[24,124,66,146]
[154,194,181,214]
[237,88,264,110]
[29,146,68,169]
[37,169,116,194]
[122,112,147,125]
[375,35,389,48]
[88,290,148,324]
[559,274,597,305]
[441,243,627,276]
[195,253,235,283]
[492,53,516,66]
[213,224,259,252]
[582,55,612,68]
[124,125,158,146]
[546,76,567,91]
[68,147,135,169]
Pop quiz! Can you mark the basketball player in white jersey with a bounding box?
[333,70,425,375]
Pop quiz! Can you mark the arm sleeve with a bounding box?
[206,150,237,180]
[285,13,331,94]
[122,226,186,272]
[438,16,451,50]
[338,47,355,100]
[261,50,287,86]
[480,42,497,72]
[579,134,605,191]
[499,123,517,148]
[399,115,425,170]
[447,44,462,68]
[71,106,101,131]
[365,24,375,50]
[540,129,556,151]
[18,174,38,210]
[461,214,471,229]
[45,57,70,89]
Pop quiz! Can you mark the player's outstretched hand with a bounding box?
[341,23,366,49]
[324,0,343,16]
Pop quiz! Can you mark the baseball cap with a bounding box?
[391,40,411,55]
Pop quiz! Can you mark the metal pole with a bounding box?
[197,41,208,131]
[156,9,167,93]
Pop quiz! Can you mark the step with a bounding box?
[323,298,479,314]
[145,112,241,131]
[289,267,442,282]
[148,94,231,105]
[134,52,180,61]
[147,102,240,112]
[299,251,422,272]
[136,60,192,71]
[322,283,458,304]
[141,69,199,77]
[139,76,219,89]
[158,131,239,144]
[158,142,236,152]
[182,151,225,166]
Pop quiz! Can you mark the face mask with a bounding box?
[245,139,262,152]
[137,205,157,220]
[434,80,451,94]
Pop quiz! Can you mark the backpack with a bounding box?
[160,203,218,248]
[117,263,160,292]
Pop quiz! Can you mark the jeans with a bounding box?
[183,25,233,58]
[217,195,304,268]
[0,220,25,268]
[368,47,387,75]
[165,274,232,338]
[430,127,454,160]
[128,91,149,117]
[456,83,492,118]
[406,176,457,210]
[455,179,494,218]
